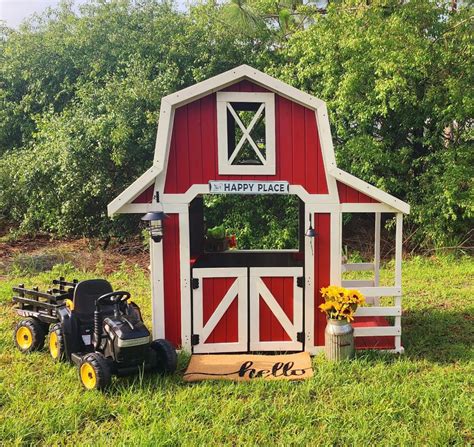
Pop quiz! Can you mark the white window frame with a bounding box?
[217,91,276,175]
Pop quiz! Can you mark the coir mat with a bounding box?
[183,352,313,382]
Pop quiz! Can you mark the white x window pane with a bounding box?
[227,102,266,166]
[217,91,275,175]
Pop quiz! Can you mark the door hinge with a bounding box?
[191,334,200,346]
[297,331,304,343]
[192,278,199,289]
[297,276,304,288]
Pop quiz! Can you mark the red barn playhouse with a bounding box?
[108,65,409,355]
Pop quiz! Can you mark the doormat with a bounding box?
[183,352,313,382]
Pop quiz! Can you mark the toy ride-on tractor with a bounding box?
[12,277,177,390]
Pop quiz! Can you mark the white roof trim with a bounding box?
[108,65,410,216]
[330,168,410,214]
[161,64,325,110]
[107,166,158,216]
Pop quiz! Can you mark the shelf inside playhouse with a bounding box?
[191,250,304,269]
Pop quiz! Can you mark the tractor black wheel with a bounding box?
[48,323,66,362]
[149,339,177,374]
[78,353,111,391]
[14,318,46,353]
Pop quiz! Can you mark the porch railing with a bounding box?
[340,212,403,353]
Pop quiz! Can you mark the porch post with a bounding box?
[330,209,342,285]
[304,205,315,353]
[374,212,381,306]
[394,212,403,352]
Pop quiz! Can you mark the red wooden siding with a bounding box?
[202,277,238,343]
[162,214,181,347]
[164,81,328,194]
[337,181,378,203]
[260,277,293,342]
[132,184,154,203]
[314,213,331,346]
[221,79,269,93]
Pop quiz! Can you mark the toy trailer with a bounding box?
[108,65,410,355]
[12,277,77,326]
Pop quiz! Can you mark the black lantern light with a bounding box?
[305,214,317,238]
[142,211,168,242]
[142,192,168,243]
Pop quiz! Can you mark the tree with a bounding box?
[275,0,473,247]
[0,0,269,238]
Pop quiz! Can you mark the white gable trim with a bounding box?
[107,166,159,216]
[161,64,325,110]
[107,64,409,216]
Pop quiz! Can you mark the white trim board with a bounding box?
[107,166,159,216]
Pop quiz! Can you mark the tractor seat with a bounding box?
[73,279,113,323]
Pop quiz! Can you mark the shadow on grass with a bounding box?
[401,308,473,364]
[355,308,473,365]
[112,307,474,393]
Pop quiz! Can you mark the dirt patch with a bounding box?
[0,236,149,275]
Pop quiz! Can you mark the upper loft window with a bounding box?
[217,92,275,175]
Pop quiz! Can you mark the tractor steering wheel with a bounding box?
[96,291,131,307]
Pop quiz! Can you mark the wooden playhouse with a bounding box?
[108,65,409,355]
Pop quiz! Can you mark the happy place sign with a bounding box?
[209,180,289,194]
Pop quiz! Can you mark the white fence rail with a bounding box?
[341,262,374,272]
[341,261,403,353]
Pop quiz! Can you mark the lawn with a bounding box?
[0,254,472,445]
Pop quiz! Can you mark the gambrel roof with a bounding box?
[108,65,410,215]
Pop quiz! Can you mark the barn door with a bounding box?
[249,267,304,351]
[192,268,248,353]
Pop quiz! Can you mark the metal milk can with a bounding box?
[325,318,355,361]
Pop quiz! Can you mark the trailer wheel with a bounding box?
[14,318,45,353]
[149,339,177,374]
[48,323,65,361]
[79,353,111,391]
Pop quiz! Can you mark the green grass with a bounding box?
[0,257,473,445]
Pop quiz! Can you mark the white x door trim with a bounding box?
[192,268,248,353]
[249,267,304,351]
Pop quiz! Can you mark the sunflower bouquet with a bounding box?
[319,286,366,322]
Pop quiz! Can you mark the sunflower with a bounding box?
[348,289,365,305]
[319,301,335,313]
[319,286,365,320]
[340,304,355,322]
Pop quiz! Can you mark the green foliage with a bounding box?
[0,0,472,247]
[0,0,269,238]
[205,194,299,249]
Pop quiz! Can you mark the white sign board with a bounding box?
[209,180,289,195]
